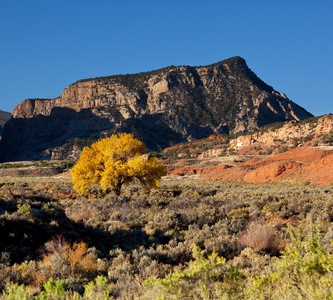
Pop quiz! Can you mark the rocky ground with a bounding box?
[165,146,333,185]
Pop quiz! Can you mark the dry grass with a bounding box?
[68,210,94,222]
[240,224,283,255]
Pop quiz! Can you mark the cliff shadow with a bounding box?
[116,113,214,151]
[0,107,116,162]
[0,107,216,162]
[0,195,170,264]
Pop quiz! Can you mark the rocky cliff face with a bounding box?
[0,110,11,137]
[0,56,313,162]
[229,115,333,150]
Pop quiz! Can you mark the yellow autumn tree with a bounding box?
[70,133,166,196]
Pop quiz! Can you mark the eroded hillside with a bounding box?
[164,114,333,185]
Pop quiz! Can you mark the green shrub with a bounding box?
[142,246,244,299]
[36,278,68,300]
[83,276,110,300]
[1,282,32,300]
[322,130,333,145]
[247,222,333,299]
[16,204,34,219]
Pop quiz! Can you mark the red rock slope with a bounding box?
[199,147,333,185]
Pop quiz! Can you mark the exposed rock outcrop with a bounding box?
[230,115,333,150]
[0,56,313,162]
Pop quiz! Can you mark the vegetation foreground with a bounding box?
[1,173,333,299]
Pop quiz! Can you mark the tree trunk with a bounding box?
[114,180,122,196]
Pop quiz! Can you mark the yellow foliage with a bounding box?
[70,133,166,195]
[68,242,87,267]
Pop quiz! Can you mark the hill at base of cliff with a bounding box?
[163,114,333,185]
[0,110,11,137]
[0,56,312,162]
[195,146,333,185]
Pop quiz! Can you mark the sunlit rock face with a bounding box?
[0,56,312,161]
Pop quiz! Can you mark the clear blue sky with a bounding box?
[1,1,332,116]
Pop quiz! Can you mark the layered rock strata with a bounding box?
[0,56,313,161]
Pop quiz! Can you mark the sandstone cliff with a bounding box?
[229,115,332,150]
[0,56,313,162]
